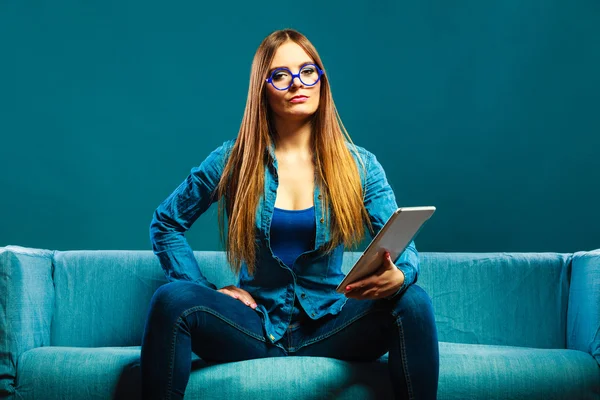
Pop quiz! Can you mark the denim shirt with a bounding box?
[150,138,419,344]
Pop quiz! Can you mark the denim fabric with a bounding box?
[0,246,54,397]
[140,280,438,399]
[419,252,572,349]
[567,249,600,365]
[44,250,574,350]
[16,346,141,399]
[436,343,600,400]
[15,343,600,400]
[150,138,419,343]
[4,247,600,399]
[50,250,167,347]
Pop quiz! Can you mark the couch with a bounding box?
[1,245,598,399]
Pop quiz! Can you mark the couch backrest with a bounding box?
[47,249,573,350]
[50,250,168,347]
[419,252,571,349]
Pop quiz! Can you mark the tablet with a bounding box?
[335,206,436,293]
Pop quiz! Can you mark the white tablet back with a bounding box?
[336,206,436,293]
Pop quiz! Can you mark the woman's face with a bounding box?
[265,41,321,123]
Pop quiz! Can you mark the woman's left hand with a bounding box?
[344,251,404,300]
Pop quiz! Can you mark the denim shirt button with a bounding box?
[317,194,322,200]
[320,218,324,223]
[301,293,306,299]
[311,312,316,317]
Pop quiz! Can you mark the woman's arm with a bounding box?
[149,140,232,289]
[362,151,420,299]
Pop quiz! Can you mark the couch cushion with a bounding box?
[15,346,141,400]
[0,246,54,397]
[14,342,599,400]
[50,250,236,347]
[51,250,572,350]
[15,346,392,400]
[438,342,599,399]
[51,250,164,347]
[417,252,571,349]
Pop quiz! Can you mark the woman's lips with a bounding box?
[290,96,308,103]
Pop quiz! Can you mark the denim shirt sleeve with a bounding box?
[363,152,420,300]
[149,141,232,289]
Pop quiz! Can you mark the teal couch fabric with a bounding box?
[1,245,599,399]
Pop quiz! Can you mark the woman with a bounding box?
[141,28,439,399]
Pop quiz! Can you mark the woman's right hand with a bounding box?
[218,285,258,309]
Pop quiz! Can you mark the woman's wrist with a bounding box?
[386,269,406,300]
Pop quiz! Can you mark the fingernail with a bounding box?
[386,252,390,259]
[346,285,351,291]
[251,303,257,309]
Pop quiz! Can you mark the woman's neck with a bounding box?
[272,117,313,156]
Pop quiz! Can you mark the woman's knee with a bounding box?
[147,281,205,322]
[390,284,435,320]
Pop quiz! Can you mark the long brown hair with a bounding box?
[216,28,373,275]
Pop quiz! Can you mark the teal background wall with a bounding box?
[1,1,599,253]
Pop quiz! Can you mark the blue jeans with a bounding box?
[140,281,439,399]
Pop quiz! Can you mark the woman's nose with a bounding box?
[290,75,304,88]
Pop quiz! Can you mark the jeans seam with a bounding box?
[397,317,414,400]
[180,306,266,342]
[163,306,266,398]
[291,308,379,351]
[165,316,182,400]
[274,341,288,354]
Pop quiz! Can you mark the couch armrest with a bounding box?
[567,249,600,366]
[0,246,54,397]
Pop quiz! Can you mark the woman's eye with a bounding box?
[273,72,288,81]
[301,67,315,75]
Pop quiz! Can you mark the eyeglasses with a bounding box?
[265,63,324,91]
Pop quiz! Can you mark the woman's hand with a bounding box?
[344,251,405,300]
[218,285,258,309]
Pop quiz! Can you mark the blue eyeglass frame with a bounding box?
[265,63,324,91]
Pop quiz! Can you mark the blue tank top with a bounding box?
[270,206,316,269]
[270,205,316,324]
